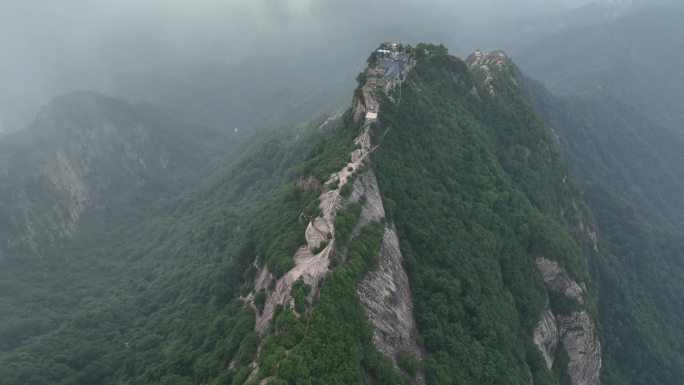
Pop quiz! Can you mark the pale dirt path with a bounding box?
[254,116,375,334]
[246,53,426,383]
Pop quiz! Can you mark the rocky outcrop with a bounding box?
[252,48,388,333]
[559,311,602,385]
[251,56,424,382]
[536,258,584,304]
[253,124,373,335]
[0,92,179,259]
[345,85,424,385]
[349,170,385,234]
[358,225,425,384]
[533,258,601,385]
[533,305,559,369]
[466,50,511,96]
[245,49,428,385]
[254,240,334,334]
[347,166,424,382]
[253,191,336,333]
[352,97,367,124]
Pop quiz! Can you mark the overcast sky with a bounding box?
[0,0,596,132]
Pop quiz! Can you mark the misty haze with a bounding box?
[1,1,683,384]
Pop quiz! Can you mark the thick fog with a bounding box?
[0,0,594,133]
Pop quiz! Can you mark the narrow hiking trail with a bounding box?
[252,86,377,335]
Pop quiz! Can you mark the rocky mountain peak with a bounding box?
[0,91,223,259]
[466,50,518,96]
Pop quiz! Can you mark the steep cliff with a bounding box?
[466,50,602,385]
[517,25,684,383]
[251,114,374,336]
[353,168,425,384]
[366,45,604,385]
[0,105,334,385]
[239,44,607,385]
[245,46,424,383]
[534,258,601,385]
[9,42,673,385]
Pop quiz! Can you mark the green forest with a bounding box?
[519,69,684,385]
[1,42,683,385]
[0,113,347,385]
[368,47,590,384]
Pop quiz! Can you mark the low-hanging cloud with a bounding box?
[0,0,593,132]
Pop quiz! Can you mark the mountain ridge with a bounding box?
[0,41,682,385]
[0,90,236,259]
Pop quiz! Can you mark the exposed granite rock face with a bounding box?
[252,124,374,335]
[253,190,337,334]
[349,169,385,235]
[0,91,225,260]
[533,257,601,385]
[349,166,424,383]
[559,311,602,385]
[536,258,584,304]
[352,97,367,124]
[358,224,425,385]
[0,94,162,258]
[466,50,511,96]
[533,305,559,369]
[250,58,422,381]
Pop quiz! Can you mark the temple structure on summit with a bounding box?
[369,43,411,86]
[360,43,414,123]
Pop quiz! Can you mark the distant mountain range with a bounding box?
[1,3,684,385]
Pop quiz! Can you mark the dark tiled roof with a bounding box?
[378,59,402,80]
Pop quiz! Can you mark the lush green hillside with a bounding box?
[510,11,684,381]
[367,47,597,385]
[518,58,684,385]
[516,6,684,127]
[0,91,241,259]
[0,103,344,384]
[0,46,602,385]
[222,45,606,385]
[3,39,684,385]
[513,6,684,230]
